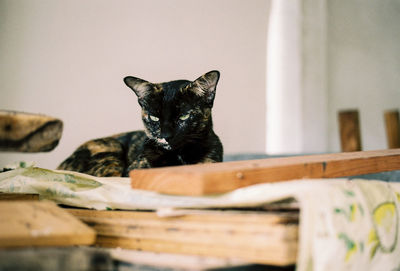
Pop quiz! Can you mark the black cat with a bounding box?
[57,71,223,177]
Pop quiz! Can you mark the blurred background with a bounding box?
[0,0,399,169]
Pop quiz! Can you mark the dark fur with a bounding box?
[57,71,223,177]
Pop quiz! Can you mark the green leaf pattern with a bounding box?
[334,187,399,263]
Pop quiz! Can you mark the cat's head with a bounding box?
[124,71,220,150]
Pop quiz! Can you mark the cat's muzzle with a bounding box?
[156,138,172,150]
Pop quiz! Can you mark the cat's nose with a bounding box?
[161,131,173,142]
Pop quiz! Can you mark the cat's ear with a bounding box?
[189,70,220,105]
[124,76,152,99]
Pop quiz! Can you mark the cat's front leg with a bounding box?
[200,157,218,163]
[124,142,165,175]
[199,140,223,164]
[129,156,152,169]
[124,155,151,176]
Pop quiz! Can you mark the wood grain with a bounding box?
[130,149,400,195]
[384,110,400,149]
[338,110,362,152]
[108,249,250,271]
[68,208,298,266]
[0,247,112,271]
[0,193,39,201]
[0,201,95,248]
[0,110,63,152]
[97,236,297,266]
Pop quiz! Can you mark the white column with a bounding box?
[266,0,303,154]
[266,0,327,154]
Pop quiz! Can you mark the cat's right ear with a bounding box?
[124,76,152,99]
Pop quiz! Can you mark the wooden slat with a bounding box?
[67,208,298,224]
[108,249,251,271]
[0,201,96,248]
[384,110,400,149]
[69,214,298,248]
[0,193,39,201]
[0,247,112,271]
[97,236,297,266]
[338,110,362,152]
[130,149,400,195]
[68,208,298,266]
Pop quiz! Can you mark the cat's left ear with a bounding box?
[124,76,152,99]
[190,70,220,105]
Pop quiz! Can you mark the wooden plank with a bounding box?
[0,193,39,201]
[338,110,362,152]
[384,110,400,149]
[0,110,63,152]
[88,223,297,250]
[130,149,400,195]
[108,249,252,271]
[70,215,298,248]
[98,236,297,266]
[0,247,112,271]
[0,201,95,248]
[68,208,298,266]
[67,208,298,224]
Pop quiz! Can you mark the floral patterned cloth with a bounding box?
[295,180,400,271]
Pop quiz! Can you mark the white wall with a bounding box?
[327,0,400,151]
[0,0,270,168]
[266,0,400,155]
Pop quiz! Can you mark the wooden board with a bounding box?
[108,249,252,271]
[0,201,95,248]
[0,192,39,201]
[68,208,298,266]
[0,247,112,271]
[384,110,400,149]
[338,110,362,152]
[0,110,63,152]
[130,149,400,195]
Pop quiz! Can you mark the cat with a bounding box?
[57,70,223,177]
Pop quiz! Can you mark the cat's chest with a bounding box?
[144,142,207,167]
[174,144,208,164]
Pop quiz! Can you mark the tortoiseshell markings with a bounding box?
[58,71,223,177]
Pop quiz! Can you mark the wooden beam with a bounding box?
[107,249,252,271]
[338,110,362,152]
[97,236,297,266]
[384,110,400,149]
[0,247,112,271]
[0,193,39,201]
[0,201,95,248]
[68,208,298,266]
[130,149,400,195]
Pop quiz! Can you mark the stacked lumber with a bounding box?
[68,208,299,266]
[0,201,95,248]
[0,247,113,271]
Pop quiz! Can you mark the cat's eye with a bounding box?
[149,115,159,121]
[179,113,190,121]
